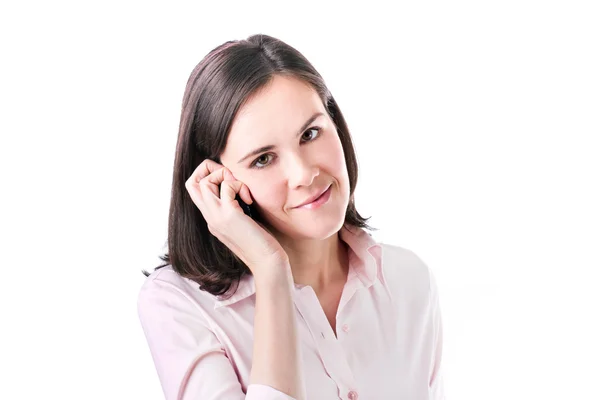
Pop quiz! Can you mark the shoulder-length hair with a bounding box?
[143,34,373,299]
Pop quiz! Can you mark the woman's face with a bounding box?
[219,75,350,241]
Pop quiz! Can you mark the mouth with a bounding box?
[294,184,332,210]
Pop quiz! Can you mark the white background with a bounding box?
[1,1,599,399]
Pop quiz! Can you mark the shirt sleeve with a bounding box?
[137,279,297,400]
[428,268,445,400]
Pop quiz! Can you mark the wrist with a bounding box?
[252,260,293,289]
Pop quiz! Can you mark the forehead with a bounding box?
[224,75,326,153]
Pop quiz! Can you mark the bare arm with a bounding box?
[250,263,306,400]
[183,160,305,398]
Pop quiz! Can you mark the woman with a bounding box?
[138,34,445,400]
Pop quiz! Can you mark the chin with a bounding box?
[259,183,350,241]
[293,217,344,241]
[276,203,348,242]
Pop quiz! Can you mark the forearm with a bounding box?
[250,264,305,400]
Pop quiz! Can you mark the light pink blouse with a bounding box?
[138,224,445,399]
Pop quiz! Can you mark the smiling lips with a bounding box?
[295,184,332,210]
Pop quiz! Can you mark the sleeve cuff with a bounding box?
[246,384,297,400]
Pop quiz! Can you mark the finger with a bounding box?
[186,159,223,199]
[203,167,227,185]
[220,179,244,203]
[191,159,222,184]
[222,168,253,205]
[222,167,235,181]
[239,183,253,205]
[184,176,213,218]
[195,172,225,205]
[185,160,229,221]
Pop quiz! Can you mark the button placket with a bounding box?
[294,286,357,393]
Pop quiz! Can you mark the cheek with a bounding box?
[224,166,280,204]
[247,178,285,210]
[321,134,349,181]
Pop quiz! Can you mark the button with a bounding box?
[348,390,358,400]
[342,324,350,332]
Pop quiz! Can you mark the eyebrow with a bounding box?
[237,112,325,164]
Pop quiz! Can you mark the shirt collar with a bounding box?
[213,223,382,309]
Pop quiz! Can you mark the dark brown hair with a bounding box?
[142,34,373,299]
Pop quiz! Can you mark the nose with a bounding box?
[286,152,319,189]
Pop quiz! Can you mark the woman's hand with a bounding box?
[185,159,290,277]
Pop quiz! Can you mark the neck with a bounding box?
[275,230,349,295]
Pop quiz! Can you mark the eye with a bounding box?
[251,153,274,169]
[301,127,321,142]
[249,127,322,170]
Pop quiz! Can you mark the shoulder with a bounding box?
[378,242,436,304]
[136,265,219,325]
[138,265,199,299]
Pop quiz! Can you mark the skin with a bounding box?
[219,74,351,296]
[186,74,353,398]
